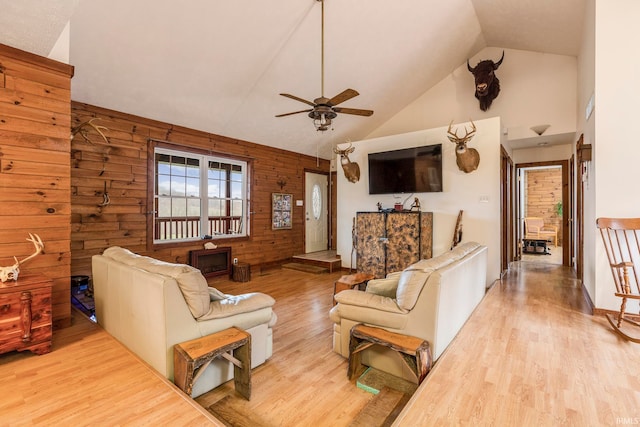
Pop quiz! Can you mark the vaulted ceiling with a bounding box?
[0,0,585,158]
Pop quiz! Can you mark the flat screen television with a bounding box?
[368,144,443,194]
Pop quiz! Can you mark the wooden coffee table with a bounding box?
[333,272,375,305]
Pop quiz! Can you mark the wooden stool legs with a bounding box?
[348,324,432,384]
[174,327,252,399]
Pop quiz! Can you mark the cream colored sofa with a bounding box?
[92,246,277,397]
[329,241,488,381]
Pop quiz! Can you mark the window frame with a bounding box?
[147,140,252,249]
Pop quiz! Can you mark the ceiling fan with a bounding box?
[275,0,373,132]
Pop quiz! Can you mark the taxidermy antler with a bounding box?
[71,118,109,145]
[334,142,360,183]
[447,120,480,173]
[0,234,45,282]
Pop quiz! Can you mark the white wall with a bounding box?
[577,0,597,303]
[590,0,640,312]
[336,117,502,285]
[367,47,577,145]
[512,144,573,164]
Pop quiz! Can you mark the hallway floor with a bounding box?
[395,261,640,425]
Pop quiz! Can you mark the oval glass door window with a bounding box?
[312,184,322,219]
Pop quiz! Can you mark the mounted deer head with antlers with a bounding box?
[334,142,360,183]
[0,234,45,282]
[447,120,480,173]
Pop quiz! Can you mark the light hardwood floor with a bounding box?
[395,262,640,426]
[1,262,639,426]
[0,302,221,425]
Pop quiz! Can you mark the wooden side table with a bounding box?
[232,262,251,282]
[333,272,375,305]
[348,324,432,385]
[0,274,53,356]
[173,327,251,399]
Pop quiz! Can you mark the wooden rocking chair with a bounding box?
[596,217,640,343]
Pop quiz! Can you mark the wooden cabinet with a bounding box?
[0,274,53,355]
[356,211,433,278]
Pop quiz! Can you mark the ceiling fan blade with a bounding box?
[328,89,359,106]
[280,93,316,107]
[275,109,313,118]
[333,107,374,117]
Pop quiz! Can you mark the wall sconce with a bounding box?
[530,124,550,136]
[277,178,287,190]
[576,133,592,184]
[577,142,592,163]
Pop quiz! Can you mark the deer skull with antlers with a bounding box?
[71,118,109,145]
[0,234,45,282]
[447,120,480,173]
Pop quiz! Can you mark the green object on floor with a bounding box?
[356,367,418,396]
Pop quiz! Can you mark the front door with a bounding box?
[305,172,328,253]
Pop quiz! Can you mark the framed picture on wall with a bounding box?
[272,193,293,230]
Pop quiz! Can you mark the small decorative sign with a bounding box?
[272,193,292,230]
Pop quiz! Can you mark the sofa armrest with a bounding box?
[197,292,275,321]
[365,276,399,298]
[334,289,403,312]
[330,290,408,330]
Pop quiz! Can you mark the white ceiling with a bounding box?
[0,0,585,158]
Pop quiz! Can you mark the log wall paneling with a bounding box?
[0,44,74,327]
[525,168,563,245]
[70,102,330,278]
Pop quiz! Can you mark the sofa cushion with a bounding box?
[174,271,213,318]
[366,277,399,298]
[198,292,276,321]
[395,269,430,311]
[208,287,228,301]
[102,246,195,277]
[394,241,482,311]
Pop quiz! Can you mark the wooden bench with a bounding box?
[173,327,251,399]
[348,324,432,385]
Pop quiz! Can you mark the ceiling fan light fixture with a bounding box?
[309,107,336,131]
[314,117,332,131]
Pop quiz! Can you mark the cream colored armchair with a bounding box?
[329,242,488,382]
[92,247,277,397]
[524,217,558,246]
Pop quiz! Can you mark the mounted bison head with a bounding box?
[467,51,504,111]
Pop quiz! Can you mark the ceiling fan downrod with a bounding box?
[275,0,374,131]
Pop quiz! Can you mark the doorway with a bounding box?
[516,161,569,266]
[304,171,328,253]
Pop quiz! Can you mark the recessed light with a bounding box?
[537,142,549,147]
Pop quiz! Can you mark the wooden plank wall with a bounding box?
[70,102,331,279]
[525,168,563,245]
[0,44,74,327]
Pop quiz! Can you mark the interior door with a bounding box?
[305,172,328,253]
